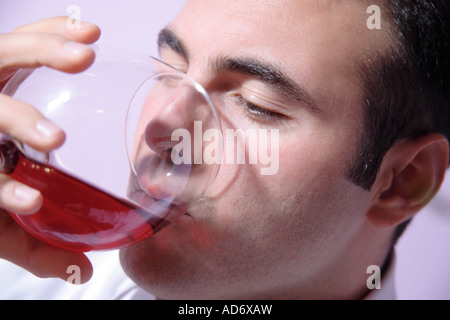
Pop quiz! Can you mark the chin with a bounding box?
[119,213,219,299]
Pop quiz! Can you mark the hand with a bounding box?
[0,17,101,284]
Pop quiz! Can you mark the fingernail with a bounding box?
[14,184,40,202]
[63,41,89,56]
[36,119,62,138]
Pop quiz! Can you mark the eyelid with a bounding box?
[239,86,292,115]
[158,60,188,74]
[228,92,290,124]
[158,47,189,73]
[167,63,188,73]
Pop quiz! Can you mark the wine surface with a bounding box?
[6,142,171,252]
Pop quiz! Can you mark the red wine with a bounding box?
[2,141,174,252]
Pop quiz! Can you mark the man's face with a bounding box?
[120,0,389,299]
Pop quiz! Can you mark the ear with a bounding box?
[366,133,449,228]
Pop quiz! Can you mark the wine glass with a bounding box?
[0,45,222,252]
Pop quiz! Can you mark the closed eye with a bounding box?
[233,94,288,124]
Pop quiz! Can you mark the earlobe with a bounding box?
[366,133,449,228]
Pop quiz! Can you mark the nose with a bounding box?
[143,78,219,161]
[127,71,222,206]
[144,81,196,157]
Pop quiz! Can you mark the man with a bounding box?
[0,0,448,299]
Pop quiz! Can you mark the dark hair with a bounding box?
[348,0,450,191]
[347,1,449,248]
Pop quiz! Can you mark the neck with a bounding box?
[257,220,395,300]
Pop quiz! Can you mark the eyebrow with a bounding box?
[158,28,188,58]
[157,28,320,112]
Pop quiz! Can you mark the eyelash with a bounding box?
[234,95,288,123]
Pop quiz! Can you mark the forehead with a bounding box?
[172,0,388,60]
[170,0,391,103]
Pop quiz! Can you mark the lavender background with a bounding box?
[0,0,449,299]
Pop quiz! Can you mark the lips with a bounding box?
[126,171,189,222]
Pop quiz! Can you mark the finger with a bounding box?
[28,242,93,284]
[0,176,42,215]
[12,16,101,45]
[0,213,93,283]
[0,32,96,75]
[0,94,65,152]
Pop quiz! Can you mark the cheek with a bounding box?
[276,133,349,190]
[206,125,357,221]
[274,132,368,233]
[189,119,363,252]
